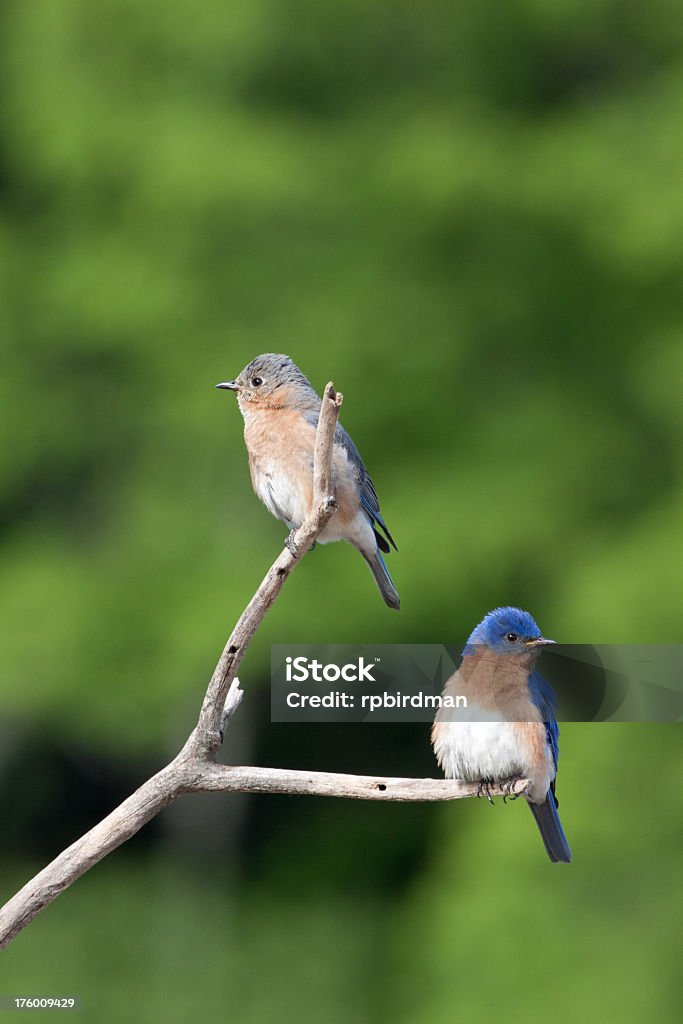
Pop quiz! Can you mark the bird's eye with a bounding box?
[506,632,518,643]
[251,376,263,387]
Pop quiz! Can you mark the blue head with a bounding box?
[464,607,555,657]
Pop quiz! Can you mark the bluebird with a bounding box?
[216,354,400,610]
[432,607,571,863]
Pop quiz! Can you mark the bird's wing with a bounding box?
[529,670,560,774]
[303,412,397,552]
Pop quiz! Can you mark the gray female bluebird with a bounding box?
[216,354,400,610]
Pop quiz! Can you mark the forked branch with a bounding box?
[0,382,528,951]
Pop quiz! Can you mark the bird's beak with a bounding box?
[215,380,239,391]
[525,637,556,647]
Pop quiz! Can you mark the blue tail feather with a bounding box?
[529,794,572,864]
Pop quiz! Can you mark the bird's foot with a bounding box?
[284,530,315,555]
[476,777,496,804]
[284,530,299,554]
[501,775,523,803]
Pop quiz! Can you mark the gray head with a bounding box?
[216,354,318,409]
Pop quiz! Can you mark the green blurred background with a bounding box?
[1,0,681,1019]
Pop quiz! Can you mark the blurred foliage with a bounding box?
[0,1,681,1021]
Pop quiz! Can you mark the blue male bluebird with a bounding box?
[431,607,571,863]
[216,354,400,609]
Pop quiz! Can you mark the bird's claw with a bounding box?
[501,775,522,802]
[284,530,298,554]
[476,777,495,804]
[284,531,315,555]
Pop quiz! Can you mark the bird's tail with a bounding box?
[363,548,400,610]
[528,794,572,864]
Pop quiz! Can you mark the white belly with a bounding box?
[433,718,528,782]
[253,465,309,529]
[432,712,555,801]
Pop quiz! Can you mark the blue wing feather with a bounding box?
[529,670,560,773]
[303,410,397,551]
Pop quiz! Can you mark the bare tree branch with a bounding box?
[0,380,528,952]
[186,766,529,803]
